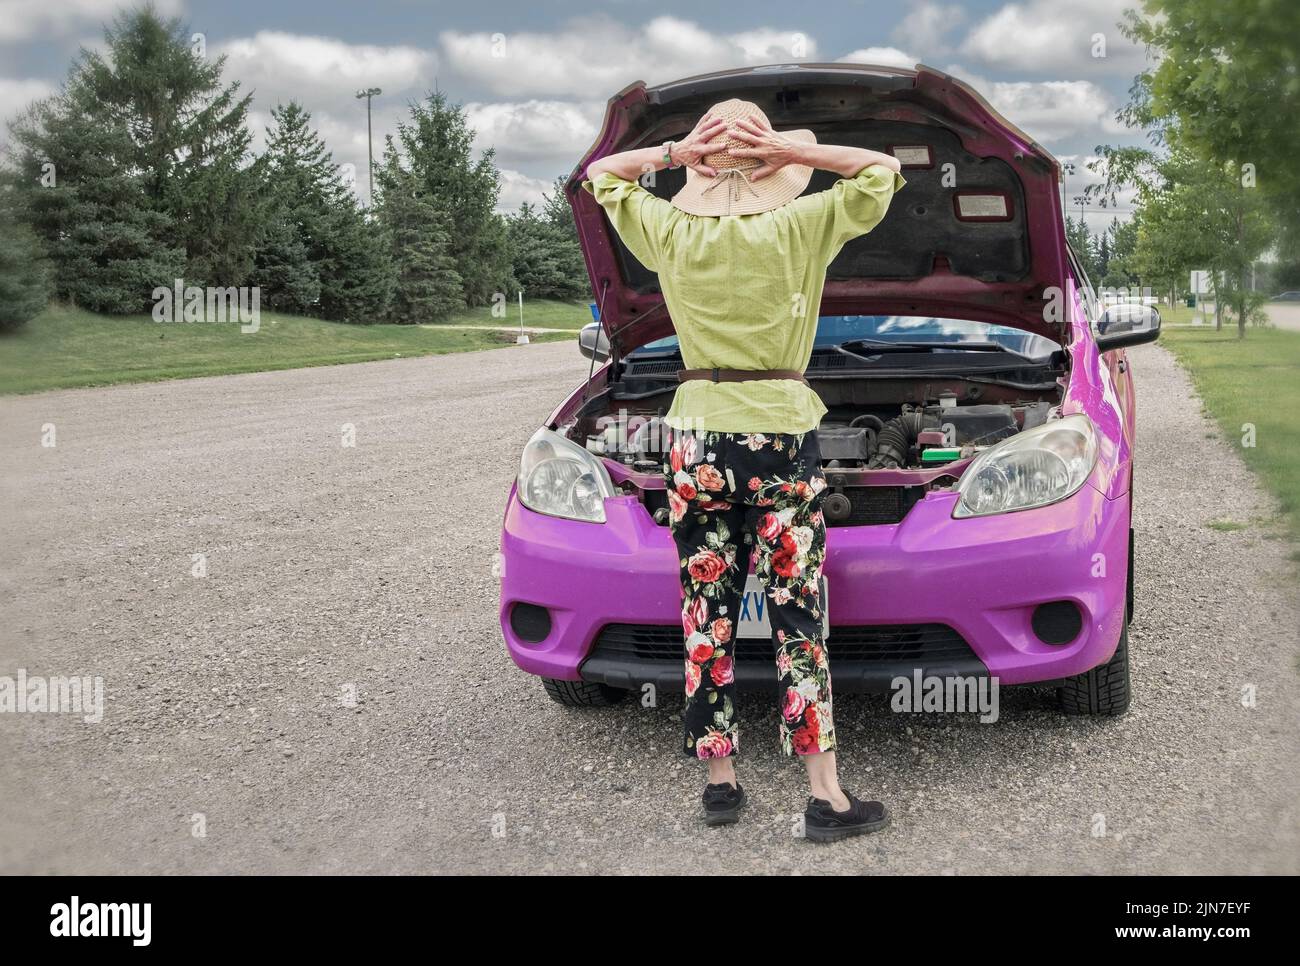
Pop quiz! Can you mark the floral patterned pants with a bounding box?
[665,428,834,760]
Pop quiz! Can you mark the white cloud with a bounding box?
[0,77,54,130]
[959,0,1145,74]
[496,167,558,213]
[217,32,439,199]
[989,81,1126,143]
[836,47,917,70]
[439,16,818,97]
[890,4,967,58]
[938,64,1125,144]
[227,35,603,202]
[464,100,603,166]
[216,31,437,105]
[727,27,815,61]
[0,0,184,43]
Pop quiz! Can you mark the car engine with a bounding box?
[564,386,1061,528]
[581,396,1055,471]
[816,396,1055,470]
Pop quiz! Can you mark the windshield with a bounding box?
[633,315,1059,359]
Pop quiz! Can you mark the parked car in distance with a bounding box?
[1101,290,1159,308]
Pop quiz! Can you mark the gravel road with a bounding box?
[1265,303,1300,333]
[1,341,1297,874]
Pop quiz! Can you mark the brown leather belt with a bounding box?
[677,367,809,386]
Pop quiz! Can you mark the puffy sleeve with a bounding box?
[582,171,674,272]
[791,162,906,255]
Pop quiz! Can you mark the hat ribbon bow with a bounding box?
[700,166,760,213]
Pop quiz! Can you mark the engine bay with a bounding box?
[808,394,1054,469]
[559,373,1064,527]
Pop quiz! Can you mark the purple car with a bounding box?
[499,64,1160,716]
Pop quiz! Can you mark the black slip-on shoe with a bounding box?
[804,790,890,842]
[702,782,747,827]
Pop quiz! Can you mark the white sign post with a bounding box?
[1190,270,1210,325]
[516,290,529,345]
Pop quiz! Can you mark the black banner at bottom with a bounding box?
[0,874,1287,951]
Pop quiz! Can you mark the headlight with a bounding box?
[517,428,616,523]
[953,413,1098,518]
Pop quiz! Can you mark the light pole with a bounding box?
[1060,161,1075,217]
[355,87,382,207]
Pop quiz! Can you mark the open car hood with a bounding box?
[567,63,1071,354]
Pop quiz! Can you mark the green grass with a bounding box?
[1158,302,1276,327]
[1159,304,1199,324]
[1160,325,1300,547]
[1206,519,1249,532]
[1157,303,1239,326]
[0,301,587,394]
[417,299,593,330]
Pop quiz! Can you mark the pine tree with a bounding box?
[254,101,400,323]
[385,92,514,306]
[540,176,575,232]
[316,213,396,325]
[255,103,334,313]
[7,6,259,310]
[0,206,52,330]
[1065,216,1101,282]
[539,177,590,298]
[8,90,185,313]
[255,214,319,314]
[75,8,261,287]
[507,201,587,301]
[1105,218,1140,289]
[376,162,464,323]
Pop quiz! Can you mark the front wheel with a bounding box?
[1056,625,1131,716]
[541,677,627,708]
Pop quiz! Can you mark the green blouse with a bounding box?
[582,163,905,434]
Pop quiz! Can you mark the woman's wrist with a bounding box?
[861,150,902,174]
[794,141,858,175]
[587,145,669,181]
[793,143,900,178]
[788,140,819,168]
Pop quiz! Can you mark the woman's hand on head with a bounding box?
[728,115,802,181]
[672,112,729,178]
[583,113,725,181]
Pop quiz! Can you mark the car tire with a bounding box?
[541,677,627,707]
[1056,625,1131,716]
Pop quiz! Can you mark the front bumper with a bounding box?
[499,480,1129,691]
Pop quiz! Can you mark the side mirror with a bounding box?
[578,321,610,362]
[1095,303,1161,351]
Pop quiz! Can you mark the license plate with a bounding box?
[736,574,829,639]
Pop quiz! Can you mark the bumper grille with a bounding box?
[642,487,919,527]
[593,622,974,663]
[582,622,987,693]
[839,486,921,526]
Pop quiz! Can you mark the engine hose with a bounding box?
[849,413,885,433]
[867,412,925,468]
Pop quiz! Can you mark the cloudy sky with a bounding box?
[0,0,1150,226]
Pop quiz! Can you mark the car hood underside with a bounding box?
[567,63,1071,354]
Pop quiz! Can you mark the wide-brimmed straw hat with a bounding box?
[669,98,816,217]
